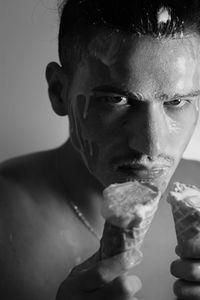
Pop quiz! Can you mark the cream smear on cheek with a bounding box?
[69,95,95,158]
[83,95,91,120]
[69,92,103,174]
[67,56,97,161]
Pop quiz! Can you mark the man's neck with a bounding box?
[56,140,104,231]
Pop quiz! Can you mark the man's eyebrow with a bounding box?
[172,90,200,99]
[92,85,142,99]
[92,85,200,100]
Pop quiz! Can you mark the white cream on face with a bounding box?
[166,115,181,134]
[176,81,184,90]
[68,64,97,159]
[174,46,200,94]
[175,57,187,91]
[83,96,90,119]
[70,97,95,159]
[88,31,122,67]
[157,6,172,25]
[177,56,187,74]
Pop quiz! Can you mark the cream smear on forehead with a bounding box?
[88,31,122,67]
[177,56,187,74]
[175,56,188,90]
[78,32,122,127]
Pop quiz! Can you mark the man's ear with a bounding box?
[46,62,69,116]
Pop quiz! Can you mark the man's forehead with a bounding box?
[88,30,200,64]
[81,31,200,100]
[87,30,200,76]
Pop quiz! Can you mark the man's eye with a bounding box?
[100,96,129,106]
[164,99,188,108]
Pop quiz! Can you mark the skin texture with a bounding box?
[67,32,200,193]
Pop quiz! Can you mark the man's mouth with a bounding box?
[113,160,171,180]
[117,165,168,179]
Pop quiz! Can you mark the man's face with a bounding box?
[67,31,200,192]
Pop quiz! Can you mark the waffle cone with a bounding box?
[100,181,161,265]
[167,182,200,244]
[100,206,157,259]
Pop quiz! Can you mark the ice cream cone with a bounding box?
[167,182,200,244]
[100,181,161,265]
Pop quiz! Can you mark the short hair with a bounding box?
[58,0,200,78]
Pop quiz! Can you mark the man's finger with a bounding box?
[173,279,200,300]
[176,242,200,259]
[99,274,142,300]
[171,259,200,281]
[71,249,142,291]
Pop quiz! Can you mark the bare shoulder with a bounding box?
[0,149,69,222]
[0,149,67,252]
[0,151,57,256]
[0,149,58,192]
[172,158,200,187]
[0,151,57,231]
[0,160,33,219]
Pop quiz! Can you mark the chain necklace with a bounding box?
[56,152,101,241]
[68,200,101,241]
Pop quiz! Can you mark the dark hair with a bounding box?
[58,0,200,77]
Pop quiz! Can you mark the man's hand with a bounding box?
[171,243,200,300]
[56,251,142,300]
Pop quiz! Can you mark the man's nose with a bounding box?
[124,102,169,157]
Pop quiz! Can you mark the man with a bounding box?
[1,0,200,299]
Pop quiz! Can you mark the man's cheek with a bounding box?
[168,102,199,151]
[69,95,100,171]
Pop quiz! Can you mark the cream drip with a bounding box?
[88,139,94,157]
[70,99,85,155]
[82,137,94,157]
[83,96,91,119]
[70,95,96,161]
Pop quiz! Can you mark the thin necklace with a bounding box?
[68,200,101,241]
[56,152,101,241]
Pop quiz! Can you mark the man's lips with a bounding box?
[111,159,172,179]
[116,165,169,179]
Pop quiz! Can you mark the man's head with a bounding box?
[57,0,200,79]
[47,0,200,191]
